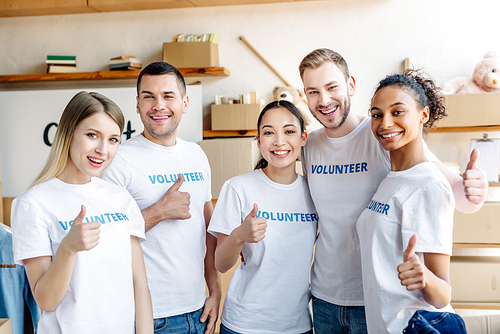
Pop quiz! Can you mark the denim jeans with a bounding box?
[403,310,467,334]
[312,296,368,334]
[220,323,313,334]
[154,307,207,334]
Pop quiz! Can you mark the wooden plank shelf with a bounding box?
[453,243,500,248]
[203,130,258,138]
[452,302,500,310]
[432,125,500,133]
[0,67,230,83]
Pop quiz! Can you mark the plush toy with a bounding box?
[272,85,311,126]
[441,51,500,94]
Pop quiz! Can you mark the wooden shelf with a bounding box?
[203,130,258,138]
[0,0,328,17]
[453,243,500,248]
[432,125,500,133]
[452,302,500,310]
[0,67,230,83]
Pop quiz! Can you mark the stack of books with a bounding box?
[171,33,218,43]
[46,55,77,73]
[108,56,142,71]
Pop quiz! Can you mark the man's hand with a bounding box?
[200,294,220,334]
[143,174,191,231]
[158,173,191,220]
[463,148,488,205]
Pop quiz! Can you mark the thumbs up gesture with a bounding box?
[61,205,101,255]
[397,235,426,291]
[157,173,191,220]
[463,148,488,205]
[235,204,267,243]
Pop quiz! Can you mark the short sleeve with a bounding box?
[11,199,52,265]
[203,154,212,203]
[102,153,132,189]
[123,193,146,241]
[401,181,454,256]
[207,182,243,238]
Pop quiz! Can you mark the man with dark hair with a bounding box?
[104,62,221,334]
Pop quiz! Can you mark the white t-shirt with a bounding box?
[356,162,454,334]
[11,177,145,334]
[302,117,390,306]
[302,117,438,306]
[208,169,317,334]
[102,135,212,318]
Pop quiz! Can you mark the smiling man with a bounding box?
[103,62,221,334]
[299,49,488,334]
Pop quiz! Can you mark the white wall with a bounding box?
[0,86,202,196]
[0,0,499,196]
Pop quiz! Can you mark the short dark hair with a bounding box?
[137,62,186,97]
[254,100,306,170]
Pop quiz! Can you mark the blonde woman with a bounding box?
[11,91,153,334]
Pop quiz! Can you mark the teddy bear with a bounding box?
[441,51,500,94]
[272,85,312,126]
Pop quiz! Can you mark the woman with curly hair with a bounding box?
[356,69,457,333]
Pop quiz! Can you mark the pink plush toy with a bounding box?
[441,51,500,94]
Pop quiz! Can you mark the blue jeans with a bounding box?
[154,308,207,334]
[403,310,467,334]
[220,323,313,334]
[312,296,368,334]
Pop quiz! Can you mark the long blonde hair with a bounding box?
[31,91,125,187]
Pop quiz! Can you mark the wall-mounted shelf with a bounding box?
[0,67,230,83]
[454,243,500,248]
[452,302,500,310]
[0,0,331,17]
[203,130,257,138]
[432,125,500,133]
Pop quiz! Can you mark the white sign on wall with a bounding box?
[0,85,202,197]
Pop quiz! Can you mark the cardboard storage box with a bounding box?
[162,42,219,68]
[211,104,263,131]
[0,319,12,334]
[450,256,500,302]
[453,204,500,244]
[199,137,261,198]
[439,93,500,128]
[455,309,500,334]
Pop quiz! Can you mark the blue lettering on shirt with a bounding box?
[367,200,390,216]
[148,172,205,185]
[256,210,318,223]
[311,162,368,175]
[58,211,130,231]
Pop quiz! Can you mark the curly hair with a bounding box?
[374,69,447,132]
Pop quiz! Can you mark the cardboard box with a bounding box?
[0,319,12,334]
[211,104,263,131]
[199,137,261,198]
[162,42,219,68]
[439,93,500,128]
[450,256,500,302]
[453,204,500,244]
[455,309,500,334]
